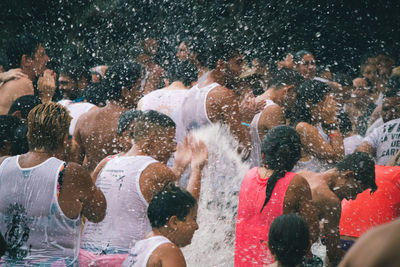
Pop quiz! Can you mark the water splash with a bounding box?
[182,124,250,266]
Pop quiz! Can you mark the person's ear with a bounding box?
[21,55,32,68]
[343,170,355,180]
[261,152,266,162]
[121,86,129,99]
[168,215,179,231]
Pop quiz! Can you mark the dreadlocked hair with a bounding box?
[260,125,302,212]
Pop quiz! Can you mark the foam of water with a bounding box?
[182,123,251,267]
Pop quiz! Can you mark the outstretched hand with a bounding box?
[37,69,56,103]
[190,138,208,170]
[173,135,193,170]
[0,68,27,82]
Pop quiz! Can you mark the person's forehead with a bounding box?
[59,74,73,81]
[302,54,314,60]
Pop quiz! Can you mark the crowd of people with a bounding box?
[0,31,399,267]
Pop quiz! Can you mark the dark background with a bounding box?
[0,0,399,76]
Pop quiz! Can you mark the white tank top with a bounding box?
[181,82,220,132]
[0,156,81,266]
[81,155,158,254]
[139,89,188,143]
[122,236,173,267]
[249,99,278,167]
[58,99,96,136]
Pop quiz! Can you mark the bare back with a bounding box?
[0,77,34,114]
[73,104,126,173]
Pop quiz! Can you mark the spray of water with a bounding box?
[182,123,250,266]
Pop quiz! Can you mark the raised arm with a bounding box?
[186,138,208,200]
[296,122,344,162]
[62,162,106,223]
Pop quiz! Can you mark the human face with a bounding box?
[59,74,78,99]
[177,42,190,61]
[296,54,316,79]
[174,205,199,247]
[382,96,400,123]
[336,173,366,201]
[362,65,378,84]
[32,44,50,76]
[225,54,245,88]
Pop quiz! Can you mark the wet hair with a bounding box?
[0,115,21,150]
[27,103,71,152]
[59,63,91,83]
[166,60,198,87]
[8,95,42,119]
[101,61,143,101]
[290,80,331,125]
[130,110,175,141]
[337,111,353,136]
[267,68,304,91]
[11,123,29,156]
[5,34,41,69]
[293,50,313,65]
[269,214,310,267]
[117,110,143,136]
[260,125,302,212]
[196,38,240,70]
[84,83,107,106]
[336,152,377,193]
[385,75,400,98]
[148,182,196,228]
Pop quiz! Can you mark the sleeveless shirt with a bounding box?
[249,99,278,167]
[181,82,220,131]
[81,156,157,254]
[235,168,296,266]
[0,156,81,266]
[139,89,188,143]
[58,99,96,136]
[121,236,173,267]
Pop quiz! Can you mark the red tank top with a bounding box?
[234,167,296,266]
[340,165,400,237]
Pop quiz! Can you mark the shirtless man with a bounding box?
[181,42,252,156]
[80,110,208,256]
[297,152,377,266]
[250,69,303,166]
[58,65,97,136]
[72,61,143,173]
[138,60,198,143]
[0,35,49,114]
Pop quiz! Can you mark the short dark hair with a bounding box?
[336,152,377,193]
[166,60,198,87]
[8,95,42,119]
[6,34,41,69]
[117,110,143,136]
[101,61,143,101]
[0,115,21,150]
[267,68,304,90]
[59,63,91,82]
[333,73,353,87]
[269,214,310,267]
[84,83,107,106]
[147,182,196,228]
[385,75,400,98]
[293,50,313,65]
[130,110,176,141]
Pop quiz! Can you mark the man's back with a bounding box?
[73,104,126,172]
[0,77,33,115]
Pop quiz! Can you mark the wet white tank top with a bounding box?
[58,99,96,136]
[181,82,220,131]
[249,99,278,167]
[0,156,80,266]
[122,236,173,267]
[139,89,188,143]
[81,155,157,254]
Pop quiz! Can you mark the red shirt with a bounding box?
[340,165,400,237]
[235,167,296,266]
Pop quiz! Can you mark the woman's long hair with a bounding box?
[289,80,331,126]
[260,125,302,212]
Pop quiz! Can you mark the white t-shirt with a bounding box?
[344,135,364,155]
[363,118,400,165]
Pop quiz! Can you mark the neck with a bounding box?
[150,227,176,245]
[106,100,129,110]
[206,69,224,87]
[263,89,278,104]
[167,81,187,90]
[125,142,148,157]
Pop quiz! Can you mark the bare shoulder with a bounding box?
[141,161,175,178]
[295,121,314,133]
[290,174,310,189]
[207,85,235,102]
[149,242,186,267]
